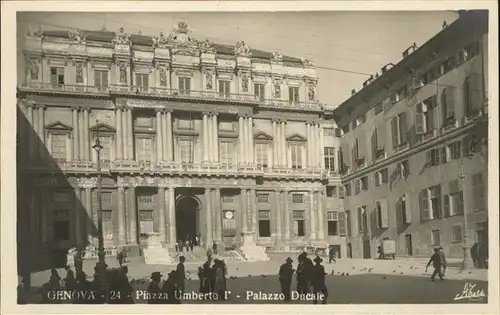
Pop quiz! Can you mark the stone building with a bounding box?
[16,21,346,268]
[330,10,489,259]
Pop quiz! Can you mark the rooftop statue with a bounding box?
[234,41,252,57]
[112,27,131,46]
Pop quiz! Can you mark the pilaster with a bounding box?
[168,187,176,244]
[212,113,219,162]
[241,189,247,232]
[242,117,249,163]
[84,187,94,246]
[27,104,37,160]
[238,115,245,164]
[282,189,290,241]
[247,117,254,164]
[214,188,222,242]
[71,106,79,160]
[127,186,138,244]
[281,121,287,168]
[272,120,277,167]
[205,188,213,245]
[274,190,282,244]
[115,107,123,160]
[319,124,325,169]
[83,108,90,160]
[122,108,129,160]
[37,105,46,159]
[155,109,163,162]
[309,190,317,240]
[158,186,166,243]
[166,110,173,161]
[317,189,325,240]
[117,185,126,244]
[203,113,210,162]
[126,108,134,160]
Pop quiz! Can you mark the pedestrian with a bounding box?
[175,241,179,253]
[312,256,328,304]
[478,242,488,269]
[190,239,194,252]
[212,241,218,256]
[213,259,226,300]
[425,248,444,281]
[49,268,62,289]
[64,265,76,291]
[74,249,83,273]
[197,266,204,293]
[176,256,186,296]
[147,272,163,304]
[161,271,181,304]
[117,247,125,267]
[471,242,479,268]
[185,240,191,252]
[438,247,447,277]
[201,260,213,294]
[328,247,336,264]
[66,246,76,270]
[296,253,311,294]
[377,245,384,259]
[195,235,200,247]
[279,257,294,301]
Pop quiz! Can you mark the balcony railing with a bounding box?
[18,82,323,110]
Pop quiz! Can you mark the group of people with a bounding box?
[279,252,328,304]
[174,235,202,253]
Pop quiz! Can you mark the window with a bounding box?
[357,206,368,234]
[464,42,479,59]
[326,186,337,197]
[254,83,265,100]
[292,211,305,237]
[323,128,334,137]
[292,194,304,204]
[95,136,112,162]
[94,70,109,91]
[136,117,153,128]
[138,195,154,204]
[371,127,385,160]
[398,194,411,224]
[290,144,303,169]
[50,67,65,87]
[50,134,67,160]
[391,113,407,148]
[258,211,271,237]
[255,143,269,168]
[374,102,384,114]
[324,147,335,172]
[441,87,456,124]
[423,69,437,84]
[375,200,389,229]
[219,141,234,165]
[257,194,269,203]
[452,225,462,243]
[438,58,454,75]
[415,98,436,135]
[374,169,388,186]
[218,81,231,98]
[420,185,442,221]
[344,183,351,196]
[327,211,339,236]
[102,210,114,240]
[463,74,482,116]
[444,180,464,217]
[178,139,194,163]
[53,209,70,241]
[222,195,234,203]
[427,148,441,166]
[177,119,193,130]
[472,173,486,211]
[289,87,299,102]
[395,86,407,102]
[354,179,361,195]
[360,176,369,191]
[139,210,154,234]
[178,77,191,95]
[53,191,70,203]
[431,229,440,246]
[354,114,366,128]
[135,74,149,92]
[444,141,461,162]
[135,137,154,162]
[334,128,343,138]
[101,192,112,204]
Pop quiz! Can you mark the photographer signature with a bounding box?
[453,283,487,301]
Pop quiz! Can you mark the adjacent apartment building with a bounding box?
[330,10,489,259]
[16,21,347,269]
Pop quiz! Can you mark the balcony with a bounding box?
[18,82,323,111]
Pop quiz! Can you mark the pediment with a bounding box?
[45,121,72,131]
[286,133,307,142]
[90,123,116,133]
[253,131,273,141]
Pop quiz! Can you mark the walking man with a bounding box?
[176,256,186,298]
[117,247,125,267]
[438,247,447,277]
[425,248,444,281]
[328,247,336,264]
[278,257,294,301]
[471,242,479,268]
[312,256,328,304]
[212,241,218,256]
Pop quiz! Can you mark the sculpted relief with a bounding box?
[28,59,39,80]
[112,27,131,46]
[241,74,249,92]
[119,63,127,83]
[234,41,252,57]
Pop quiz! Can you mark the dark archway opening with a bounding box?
[176,196,199,243]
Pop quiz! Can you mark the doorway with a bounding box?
[176,196,199,244]
[347,243,352,258]
[362,240,371,259]
[405,234,413,256]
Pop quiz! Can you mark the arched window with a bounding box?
[463,74,481,116]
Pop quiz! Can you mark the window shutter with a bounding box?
[427,104,435,131]
[371,128,378,160]
[443,195,450,217]
[342,144,351,167]
[51,69,58,84]
[415,112,426,134]
[351,146,357,171]
[338,212,346,236]
[357,207,363,234]
[95,71,101,86]
[441,147,448,164]
[420,189,429,221]
[391,118,398,148]
[355,179,361,195]
[444,87,455,119]
[400,113,408,144]
[380,199,389,228]
[404,194,412,224]
[143,74,149,89]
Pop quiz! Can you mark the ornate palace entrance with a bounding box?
[175,196,199,243]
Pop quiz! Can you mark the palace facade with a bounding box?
[16,21,346,269]
[330,10,489,259]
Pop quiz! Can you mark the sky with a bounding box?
[17,11,459,107]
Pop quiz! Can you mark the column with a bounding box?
[158,186,166,242]
[281,122,287,167]
[274,191,282,241]
[161,111,168,162]
[155,110,163,163]
[319,124,325,169]
[212,113,219,162]
[317,189,325,240]
[309,123,315,168]
[241,189,247,232]
[168,187,176,244]
[242,117,248,163]
[207,113,213,162]
[275,120,281,167]
[117,185,126,244]
[73,186,82,245]
[166,110,173,161]
[315,124,321,168]
[71,107,79,160]
[203,113,210,162]
[214,189,222,242]
[122,109,129,160]
[85,187,93,245]
[38,105,46,158]
[282,190,290,240]
[83,108,90,160]
[306,123,310,167]
[128,187,138,244]
[126,108,134,160]
[115,108,123,160]
[205,188,213,245]
[238,116,245,164]
[247,117,254,164]
[271,120,277,167]
[309,190,317,240]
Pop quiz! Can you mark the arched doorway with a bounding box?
[175,196,199,243]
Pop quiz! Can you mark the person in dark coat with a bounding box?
[471,242,479,268]
[213,259,227,300]
[197,266,204,293]
[279,257,295,301]
[212,241,218,255]
[161,271,181,304]
[190,239,195,252]
[438,247,447,277]
[328,247,336,263]
[201,260,213,294]
[74,250,83,273]
[64,265,76,291]
[73,271,96,304]
[49,268,62,289]
[147,272,163,304]
[117,247,125,267]
[176,256,186,295]
[425,248,444,281]
[296,253,311,294]
[478,242,488,269]
[113,266,134,304]
[311,256,328,304]
[175,242,179,253]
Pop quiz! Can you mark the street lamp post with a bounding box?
[459,158,474,270]
[92,122,108,302]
